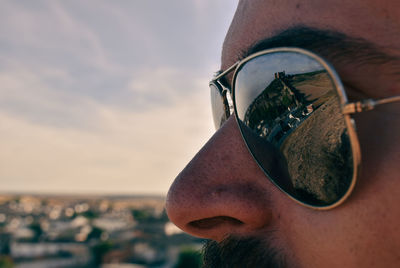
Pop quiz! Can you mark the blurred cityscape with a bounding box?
[0,194,204,268]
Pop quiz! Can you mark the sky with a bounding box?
[235,52,325,118]
[0,1,238,195]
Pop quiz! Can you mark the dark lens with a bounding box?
[234,51,354,207]
[210,82,230,129]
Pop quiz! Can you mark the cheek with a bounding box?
[275,149,400,267]
[276,205,373,267]
[353,107,400,193]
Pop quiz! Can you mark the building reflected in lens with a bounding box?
[241,68,353,205]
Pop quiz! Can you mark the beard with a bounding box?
[202,236,287,268]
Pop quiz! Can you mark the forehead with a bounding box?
[222,0,400,71]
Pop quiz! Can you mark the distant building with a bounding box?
[306,104,314,114]
[274,71,286,79]
[0,233,11,254]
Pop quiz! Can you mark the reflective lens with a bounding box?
[233,51,354,207]
[210,82,230,129]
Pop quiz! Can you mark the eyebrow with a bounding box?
[242,26,399,69]
[218,26,400,89]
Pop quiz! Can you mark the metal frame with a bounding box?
[210,47,400,210]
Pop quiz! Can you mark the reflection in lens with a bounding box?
[234,51,353,206]
[210,83,230,129]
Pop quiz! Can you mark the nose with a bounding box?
[166,116,274,241]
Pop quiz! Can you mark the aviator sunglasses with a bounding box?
[210,47,400,209]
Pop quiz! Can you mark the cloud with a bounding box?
[0,61,215,194]
[0,67,101,129]
[0,62,211,128]
[0,83,213,194]
[127,66,210,109]
[0,0,237,194]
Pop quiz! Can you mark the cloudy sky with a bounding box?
[0,1,238,195]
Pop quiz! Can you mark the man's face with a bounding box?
[166,0,400,267]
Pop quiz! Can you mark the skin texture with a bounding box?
[166,0,400,267]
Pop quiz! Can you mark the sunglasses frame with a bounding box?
[210,47,400,209]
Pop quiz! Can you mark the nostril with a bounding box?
[189,216,244,230]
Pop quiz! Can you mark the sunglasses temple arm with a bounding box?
[342,95,400,114]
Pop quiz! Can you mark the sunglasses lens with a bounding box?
[210,82,230,129]
[234,51,354,207]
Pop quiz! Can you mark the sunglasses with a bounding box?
[210,47,400,209]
